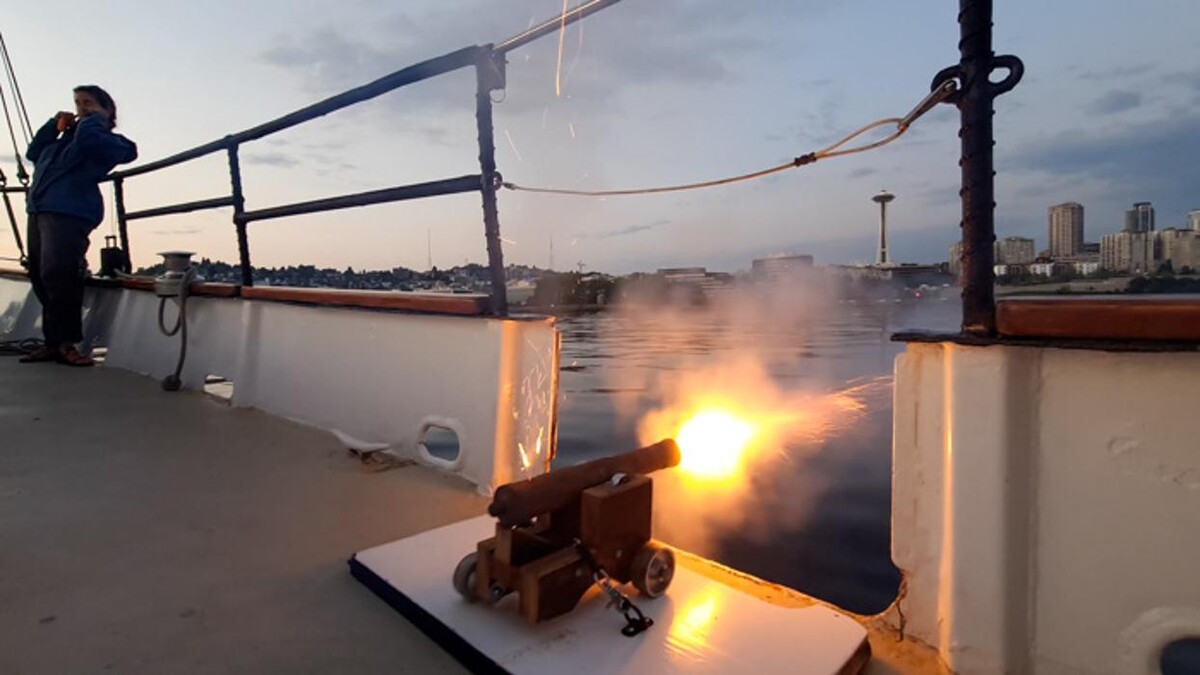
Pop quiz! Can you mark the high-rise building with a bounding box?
[1048,203,1084,258]
[1158,229,1200,272]
[1100,233,1125,271]
[1101,232,1154,273]
[1123,202,1155,233]
[997,236,1036,265]
[1189,209,1200,232]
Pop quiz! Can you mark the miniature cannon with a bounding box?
[453,439,681,631]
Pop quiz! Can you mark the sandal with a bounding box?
[19,346,55,363]
[55,345,95,367]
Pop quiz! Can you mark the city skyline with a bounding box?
[1,1,1198,274]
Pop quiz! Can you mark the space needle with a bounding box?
[872,190,895,266]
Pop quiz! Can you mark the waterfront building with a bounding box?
[1124,201,1155,233]
[1048,203,1084,258]
[997,236,1036,265]
[752,255,814,281]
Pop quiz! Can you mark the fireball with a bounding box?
[674,409,756,480]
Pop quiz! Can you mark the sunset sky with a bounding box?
[2,1,1197,273]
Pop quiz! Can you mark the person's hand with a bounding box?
[54,111,76,133]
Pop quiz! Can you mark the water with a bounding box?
[553,296,961,615]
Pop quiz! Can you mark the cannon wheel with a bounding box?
[630,542,674,598]
[453,552,479,602]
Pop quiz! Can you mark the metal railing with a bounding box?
[107,0,625,317]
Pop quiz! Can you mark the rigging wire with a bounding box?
[0,31,33,144]
[0,84,30,184]
[502,80,958,198]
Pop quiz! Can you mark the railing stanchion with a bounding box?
[227,142,252,287]
[113,177,131,273]
[475,48,508,316]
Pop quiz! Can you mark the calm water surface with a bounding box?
[553,297,960,614]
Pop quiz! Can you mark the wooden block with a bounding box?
[475,537,497,601]
[580,475,653,581]
[495,526,557,568]
[515,547,592,624]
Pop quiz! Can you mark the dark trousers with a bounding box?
[27,212,92,347]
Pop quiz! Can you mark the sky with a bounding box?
[1,1,1197,274]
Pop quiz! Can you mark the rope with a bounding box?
[502,80,958,198]
[0,337,43,356]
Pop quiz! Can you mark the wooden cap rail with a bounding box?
[997,296,1200,342]
[240,286,489,316]
[118,277,240,298]
[3,269,489,316]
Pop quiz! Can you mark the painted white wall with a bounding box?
[1,276,559,493]
[891,342,1200,674]
[0,275,118,351]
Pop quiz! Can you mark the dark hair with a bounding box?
[73,85,117,129]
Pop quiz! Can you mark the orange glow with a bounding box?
[637,358,888,493]
[666,590,721,661]
[675,409,756,479]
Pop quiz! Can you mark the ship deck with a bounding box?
[0,357,487,673]
[0,357,942,674]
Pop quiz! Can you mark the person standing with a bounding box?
[20,85,137,366]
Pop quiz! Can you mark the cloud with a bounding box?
[1166,67,1200,93]
[257,0,839,122]
[1086,90,1141,115]
[1004,111,1200,223]
[243,152,301,168]
[1077,63,1153,81]
[586,218,671,240]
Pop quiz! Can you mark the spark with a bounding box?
[499,236,518,246]
[503,128,524,161]
[567,15,585,79]
[555,0,569,97]
[568,122,577,139]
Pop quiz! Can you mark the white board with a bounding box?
[352,516,869,674]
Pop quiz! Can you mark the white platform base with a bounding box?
[351,516,868,674]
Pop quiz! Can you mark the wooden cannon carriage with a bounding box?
[453,439,680,629]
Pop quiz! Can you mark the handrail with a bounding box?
[125,196,237,221]
[91,0,623,317]
[495,0,624,54]
[241,175,482,223]
[110,46,484,180]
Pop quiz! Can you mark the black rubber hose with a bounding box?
[158,269,194,391]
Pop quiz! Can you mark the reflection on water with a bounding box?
[554,297,961,614]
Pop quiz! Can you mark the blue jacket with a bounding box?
[26,114,138,227]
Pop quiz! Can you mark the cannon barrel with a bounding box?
[488,438,680,528]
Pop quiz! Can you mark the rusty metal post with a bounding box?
[475,48,509,316]
[113,177,131,272]
[958,0,997,335]
[953,0,1023,335]
[931,2,1023,336]
[227,142,252,287]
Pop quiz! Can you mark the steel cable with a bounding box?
[502,80,958,198]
